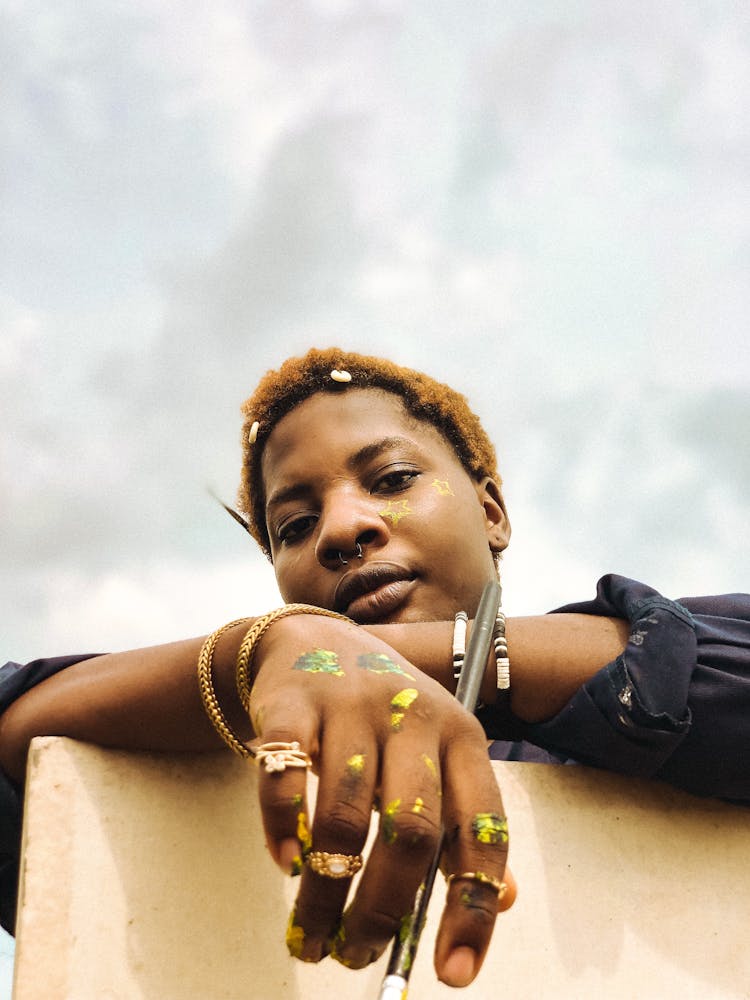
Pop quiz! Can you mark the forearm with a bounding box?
[368,613,630,725]
[0,625,255,784]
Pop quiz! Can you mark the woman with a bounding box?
[1,347,749,987]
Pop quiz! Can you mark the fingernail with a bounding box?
[439,946,478,987]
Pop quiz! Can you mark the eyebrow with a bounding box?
[265,436,417,512]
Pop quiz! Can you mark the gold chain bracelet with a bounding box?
[235,604,353,714]
[197,617,254,758]
[198,605,354,759]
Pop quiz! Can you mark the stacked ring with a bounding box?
[254,740,312,773]
[307,851,364,879]
[446,871,508,899]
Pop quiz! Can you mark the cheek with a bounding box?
[272,549,314,603]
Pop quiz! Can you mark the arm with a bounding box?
[0,611,630,785]
[0,628,256,784]
[369,612,630,722]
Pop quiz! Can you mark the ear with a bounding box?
[475,477,511,553]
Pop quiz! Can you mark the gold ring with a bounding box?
[253,741,312,774]
[306,851,364,879]
[446,871,507,898]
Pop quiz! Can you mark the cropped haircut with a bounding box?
[238,347,500,559]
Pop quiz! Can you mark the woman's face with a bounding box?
[261,389,510,624]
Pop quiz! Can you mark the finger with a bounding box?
[290,727,379,964]
[434,714,509,987]
[330,733,444,969]
[248,683,320,877]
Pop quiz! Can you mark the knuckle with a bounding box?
[314,801,371,846]
[384,812,441,853]
[353,906,403,943]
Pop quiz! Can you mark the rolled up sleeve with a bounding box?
[513,575,750,802]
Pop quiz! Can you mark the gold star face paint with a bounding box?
[357,651,415,680]
[390,687,419,730]
[431,478,454,496]
[378,498,412,525]
[382,798,401,844]
[471,813,509,846]
[293,649,345,676]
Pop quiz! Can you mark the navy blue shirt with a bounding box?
[1,576,748,933]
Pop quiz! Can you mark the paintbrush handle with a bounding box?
[376,580,501,998]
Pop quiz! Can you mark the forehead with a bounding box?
[261,388,459,489]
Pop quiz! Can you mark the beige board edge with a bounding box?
[13,736,750,1000]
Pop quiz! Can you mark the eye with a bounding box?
[372,468,420,494]
[277,514,318,545]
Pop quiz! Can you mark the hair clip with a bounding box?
[330,369,352,383]
[247,420,260,444]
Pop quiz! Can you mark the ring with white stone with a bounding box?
[253,741,312,774]
[306,851,364,879]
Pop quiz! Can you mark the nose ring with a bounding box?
[337,543,364,566]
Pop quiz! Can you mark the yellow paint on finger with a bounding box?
[411,797,425,815]
[390,688,419,730]
[346,753,366,775]
[286,908,306,959]
[471,812,509,845]
[382,798,401,844]
[297,811,312,855]
[420,753,441,798]
[329,924,354,968]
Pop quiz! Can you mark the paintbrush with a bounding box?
[376,579,502,1000]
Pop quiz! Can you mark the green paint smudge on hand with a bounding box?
[471,813,509,845]
[357,652,414,680]
[293,649,345,676]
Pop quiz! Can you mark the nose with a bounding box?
[315,488,390,569]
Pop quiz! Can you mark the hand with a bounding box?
[247,613,513,986]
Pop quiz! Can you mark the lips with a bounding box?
[334,562,416,624]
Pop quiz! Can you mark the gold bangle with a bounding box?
[197,618,254,758]
[235,604,353,715]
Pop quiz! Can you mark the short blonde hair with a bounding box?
[238,347,500,558]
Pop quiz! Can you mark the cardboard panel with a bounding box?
[14,737,750,999]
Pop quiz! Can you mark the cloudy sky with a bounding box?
[1,0,749,985]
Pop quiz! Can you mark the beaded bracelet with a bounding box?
[452,610,468,682]
[494,608,510,692]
